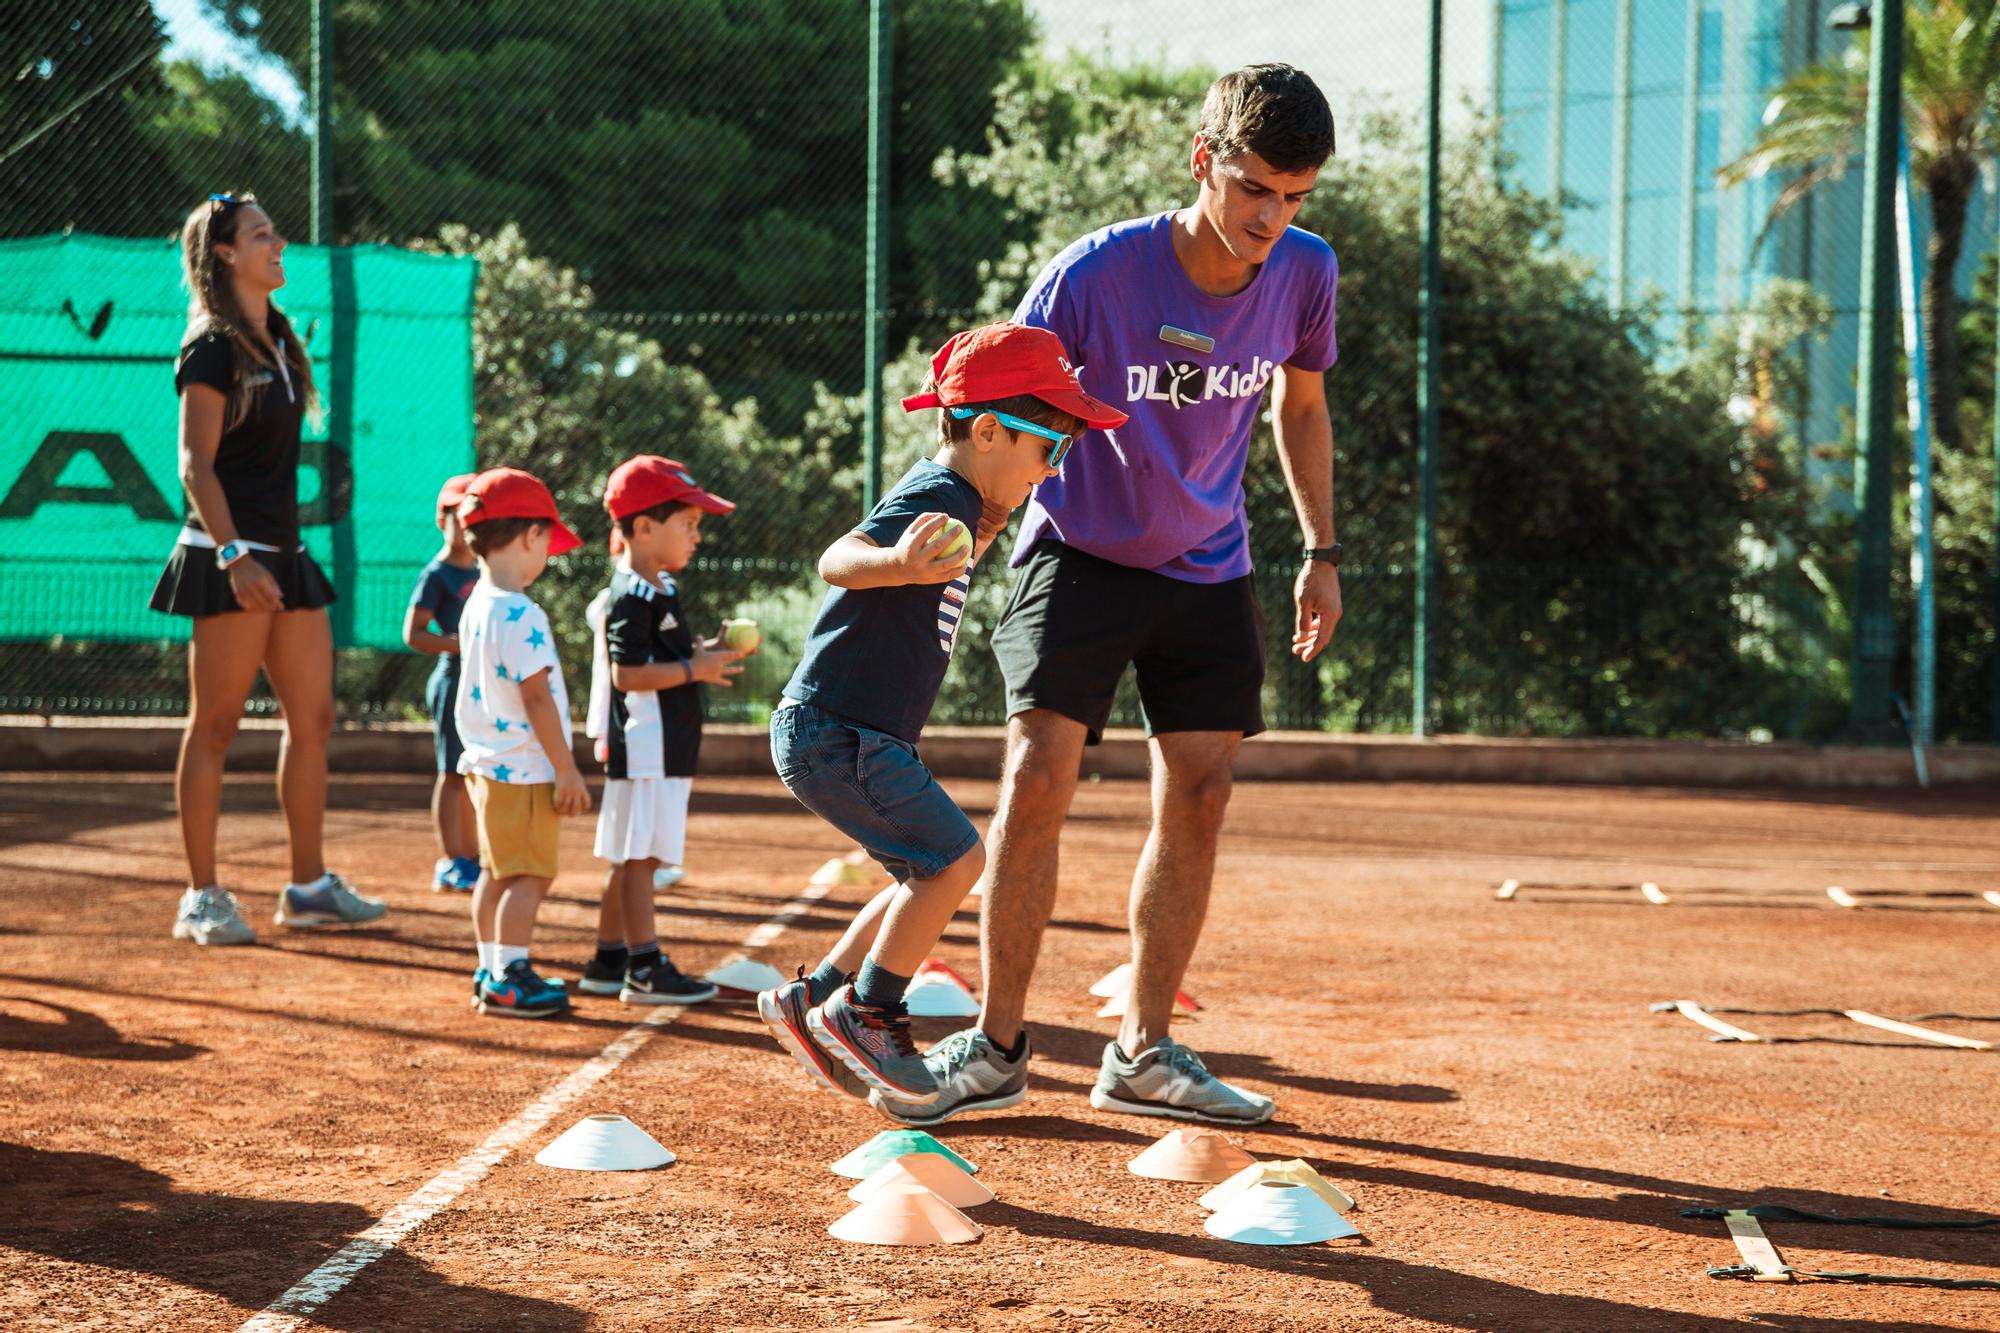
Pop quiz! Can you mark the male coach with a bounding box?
[878,63,1341,1127]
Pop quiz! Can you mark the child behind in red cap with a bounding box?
[402,472,481,893]
[757,322,1126,1104]
[454,467,591,1019]
[578,456,748,1005]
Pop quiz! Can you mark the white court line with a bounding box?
[238,880,834,1332]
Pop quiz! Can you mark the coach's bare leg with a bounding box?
[1118,730,1240,1056]
[178,611,273,888]
[263,608,335,884]
[976,709,1089,1048]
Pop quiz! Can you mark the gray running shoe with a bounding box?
[172,886,258,946]
[275,873,388,928]
[759,974,870,1099]
[1089,1035,1275,1125]
[807,985,938,1104]
[872,1025,1030,1127]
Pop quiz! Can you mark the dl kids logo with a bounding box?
[1125,357,1277,409]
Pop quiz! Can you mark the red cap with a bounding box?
[457,468,582,556]
[603,455,735,521]
[436,472,477,512]
[900,323,1127,430]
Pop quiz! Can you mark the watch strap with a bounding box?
[1303,543,1342,566]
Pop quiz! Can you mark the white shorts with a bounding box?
[594,777,692,866]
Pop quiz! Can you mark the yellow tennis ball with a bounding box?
[722,618,761,653]
[934,517,971,564]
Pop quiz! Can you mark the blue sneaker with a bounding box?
[275,874,388,928]
[433,857,480,893]
[470,966,488,1010]
[478,959,569,1019]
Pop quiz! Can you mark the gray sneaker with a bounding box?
[274,873,388,928]
[1089,1035,1274,1125]
[172,886,258,946]
[872,1026,1030,1128]
[807,985,938,1104]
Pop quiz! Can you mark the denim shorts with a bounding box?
[426,661,465,775]
[769,700,979,884]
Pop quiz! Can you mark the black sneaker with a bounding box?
[620,957,718,1006]
[577,956,626,997]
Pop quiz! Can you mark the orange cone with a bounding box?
[828,1182,983,1246]
[1127,1126,1256,1183]
[848,1152,994,1209]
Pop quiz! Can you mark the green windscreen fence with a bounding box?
[0,234,477,651]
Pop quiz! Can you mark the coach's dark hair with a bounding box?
[615,500,696,538]
[1197,64,1335,173]
[936,392,1086,446]
[179,192,321,428]
[464,516,543,557]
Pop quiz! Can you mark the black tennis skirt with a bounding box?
[148,543,338,618]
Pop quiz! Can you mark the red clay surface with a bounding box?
[2,771,1997,1331]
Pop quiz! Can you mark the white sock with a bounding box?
[477,942,499,972]
[496,944,530,973]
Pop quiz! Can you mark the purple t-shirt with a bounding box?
[1010,212,1338,582]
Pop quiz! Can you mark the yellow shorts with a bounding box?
[466,775,560,880]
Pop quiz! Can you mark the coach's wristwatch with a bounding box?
[215,540,249,570]
[1303,543,1342,567]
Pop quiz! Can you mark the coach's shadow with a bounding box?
[1312,1135,2000,1271]
[984,1202,1951,1331]
[0,1142,582,1330]
[0,997,203,1061]
[1024,1020,1458,1104]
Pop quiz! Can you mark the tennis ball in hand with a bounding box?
[933,517,972,565]
[722,618,761,653]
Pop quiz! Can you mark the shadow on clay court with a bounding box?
[1022,1019,1459,1105]
[0,996,203,1061]
[0,1142,584,1330]
[1307,1136,2000,1270]
[979,1202,1965,1330]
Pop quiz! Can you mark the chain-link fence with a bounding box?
[5,1,1997,742]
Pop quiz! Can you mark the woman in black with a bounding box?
[153,192,385,945]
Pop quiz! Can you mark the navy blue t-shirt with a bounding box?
[783,459,983,742]
[408,558,479,681]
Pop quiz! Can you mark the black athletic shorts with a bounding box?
[991,540,1265,746]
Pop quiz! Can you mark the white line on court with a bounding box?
[238,879,835,1332]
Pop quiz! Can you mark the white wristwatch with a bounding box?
[215,541,249,570]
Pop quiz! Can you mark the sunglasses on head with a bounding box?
[949,407,1076,469]
[208,193,243,210]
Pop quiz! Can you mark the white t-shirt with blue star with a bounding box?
[454,579,571,785]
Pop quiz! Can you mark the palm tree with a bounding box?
[1719,0,2000,458]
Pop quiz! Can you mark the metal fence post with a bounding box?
[312,0,333,245]
[862,0,892,514]
[1415,0,1444,737]
[1850,3,1902,741]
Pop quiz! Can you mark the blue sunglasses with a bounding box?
[949,408,1076,468]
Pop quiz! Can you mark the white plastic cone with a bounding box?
[703,959,786,995]
[1200,1159,1355,1214]
[534,1114,676,1171]
[808,856,873,887]
[1203,1181,1359,1245]
[828,1182,982,1246]
[1128,1127,1256,1183]
[905,974,981,1017]
[1094,988,1199,1019]
[848,1153,994,1209]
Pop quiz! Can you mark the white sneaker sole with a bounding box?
[275,909,387,929]
[574,978,624,997]
[618,986,717,1006]
[172,919,255,946]
[874,1082,1025,1127]
[1088,1087,1275,1126]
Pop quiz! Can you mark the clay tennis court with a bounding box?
[2,769,1996,1330]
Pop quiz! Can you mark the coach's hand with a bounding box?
[228,557,285,613]
[1293,560,1341,662]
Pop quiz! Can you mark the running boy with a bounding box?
[758,323,1125,1103]
[455,467,590,1019]
[584,456,744,1004]
[402,472,481,892]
